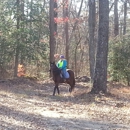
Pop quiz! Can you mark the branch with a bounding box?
[68,0,84,43]
[109,2,114,13]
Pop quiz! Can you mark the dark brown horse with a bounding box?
[50,62,75,96]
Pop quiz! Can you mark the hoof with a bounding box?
[69,88,72,93]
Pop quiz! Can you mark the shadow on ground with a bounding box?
[0,104,129,130]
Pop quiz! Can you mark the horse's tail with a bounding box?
[70,70,75,86]
[72,73,75,91]
[68,69,75,90]
[73,77,75,86]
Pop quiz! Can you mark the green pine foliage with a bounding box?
[108,36,130,85]
[0,0,49,78]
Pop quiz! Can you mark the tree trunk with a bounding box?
[74,34,82,77]
[30,0,33,28]
[114,0,119,36]
[20,0,25,64]
[91,0,109,94]
[14,0,20,77]
[123,0,127,35]
[63,0,69,66]
[49,0,57,63]
[88,0,96,81]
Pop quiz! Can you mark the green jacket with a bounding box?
[57,59,67,70]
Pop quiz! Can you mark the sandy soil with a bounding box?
[0,77,130,130]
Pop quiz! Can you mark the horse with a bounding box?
[50,62,75,96]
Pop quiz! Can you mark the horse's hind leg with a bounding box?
[70,79,75,92]
[69,83,75,93]
[69,87,72,93]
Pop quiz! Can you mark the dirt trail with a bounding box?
[0,78,130,130]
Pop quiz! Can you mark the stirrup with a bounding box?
[60,74,63,78]
[64,79,66,82]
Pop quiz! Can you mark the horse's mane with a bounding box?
[50,62,61,76]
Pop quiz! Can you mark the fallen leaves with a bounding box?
[0,78,130,129]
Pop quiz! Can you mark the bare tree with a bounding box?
[49,0,57,62]
[63,0,69,65]
[123,0,127,35]
[114,0,119,36]
[91,0,109,94]
[14,0,20,77]
[88,0,96,81]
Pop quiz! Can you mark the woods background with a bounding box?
[0,0,130,86]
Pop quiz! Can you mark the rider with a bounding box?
[56,55,68,78]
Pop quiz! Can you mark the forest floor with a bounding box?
[0,77,130,130]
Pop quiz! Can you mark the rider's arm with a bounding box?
[62,60,67,69]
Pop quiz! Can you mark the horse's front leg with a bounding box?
[56,85,60,95]
[53,86,56,96]
[53,83,60,96]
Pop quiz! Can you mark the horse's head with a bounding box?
[50,62,61,75]
[50,62,56,70]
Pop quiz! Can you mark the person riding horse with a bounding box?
[51,54,75,95]
[50,61,75,96]
[56,55,69,79]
